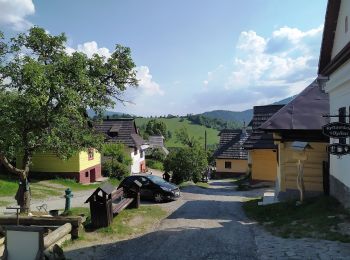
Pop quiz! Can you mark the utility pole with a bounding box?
[205,130,207,151]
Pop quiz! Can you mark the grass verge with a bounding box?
[0,174,120,199]
[243,196,350,242]
[48,178,121,191]
[62,205,167,247]
[179,181,210,189]
[97,206,167,238]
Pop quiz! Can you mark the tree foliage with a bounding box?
[102,143,132,180]
[0,27,138,210]
[175,126,199,148]
[145,119,167,138]
[164,144,207,184]
[187,114,242,131]
[165,127,207,184]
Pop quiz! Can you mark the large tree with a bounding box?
[145,119,167,137]
[0,27,138,212]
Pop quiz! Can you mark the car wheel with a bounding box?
[154,192,164,203]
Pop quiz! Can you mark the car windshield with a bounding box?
[147,175,169,186]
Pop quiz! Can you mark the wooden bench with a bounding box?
[85,182,141,228]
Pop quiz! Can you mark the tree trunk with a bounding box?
[0,153,31,213]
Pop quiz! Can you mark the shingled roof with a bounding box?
[244,105,284,150]
[259,81,329,132]
[94,118,145,148]
[214,129,251,160]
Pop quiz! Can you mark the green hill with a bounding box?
[135,118,219,148]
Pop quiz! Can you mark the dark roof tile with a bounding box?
[259,81,329,131]
[94,118,145,148]
[214,129,251,159]
[244,105,284,150]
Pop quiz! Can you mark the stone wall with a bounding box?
[330,174,350,208]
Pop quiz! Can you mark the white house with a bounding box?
[319,0,350,207]
[95,118,148,174]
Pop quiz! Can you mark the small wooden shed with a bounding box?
[85,183,115,228]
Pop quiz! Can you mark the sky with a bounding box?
[0,0,328,116]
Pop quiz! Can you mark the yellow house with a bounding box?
[260,80,329,200]
[214,129,251,178]
[244,105,284,182]
[17,149,102,184]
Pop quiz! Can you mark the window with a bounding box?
[339,107,346,144]
[346,16,348,33]
[224,161,232,169]
[85,172,89,178]
[88,148,94,160]
[134,147,138,155]
[140,149,144,158]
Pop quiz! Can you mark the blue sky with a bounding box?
[1,0,327,116]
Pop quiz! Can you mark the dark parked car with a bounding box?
[119,174,180,202]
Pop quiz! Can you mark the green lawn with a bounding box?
[0,175,121,199]
[135,118,219,148]
[63,205,167,245]
[179,181,210,189]
[243,196,350,242]
[48,178,120,191]
[0,175,18,197]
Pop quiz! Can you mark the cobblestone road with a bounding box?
[65,179,350,259]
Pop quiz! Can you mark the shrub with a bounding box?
[146,148,166,162]
[164,144,207,184]
[147,159,164,170]
[103,161,130,180]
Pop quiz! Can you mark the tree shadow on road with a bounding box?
[65,199,259,260]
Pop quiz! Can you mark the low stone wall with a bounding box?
[330,175,350,208]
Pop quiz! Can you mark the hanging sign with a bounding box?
[327,143,350,156]
[322,122,350,138]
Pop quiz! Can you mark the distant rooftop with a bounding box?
[244,105,284,150]
[94,118,145,148]
[214,129,251,160]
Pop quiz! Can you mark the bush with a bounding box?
[146,148,166,162]
[147,159,164,170]
[103,161,130,180]
[164,145,207,184]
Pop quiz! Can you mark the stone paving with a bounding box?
[2,176,350,259]
[254,225,350,259]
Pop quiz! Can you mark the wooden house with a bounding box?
[244,105,284,182]
[94,118,147,174]
[214,129,251,178]
[260,81,329,200]
[318,0,350,207]
[17,149,102,184]
[147,135,169,156]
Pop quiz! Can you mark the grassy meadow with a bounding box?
[135,117,219,148]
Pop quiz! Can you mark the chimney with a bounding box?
[242,121,246,134]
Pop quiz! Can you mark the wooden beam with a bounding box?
[44,223,72,249]
[43,234,71,259]
[0,216,83,228]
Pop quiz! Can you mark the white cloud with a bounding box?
[77,41,112,58]
[136,66,164,96]
[67,41,164,99]
[200,25,323,111]
[0,0,35,30]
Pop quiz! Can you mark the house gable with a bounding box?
[318,0,350,76]
[331,0,350,59]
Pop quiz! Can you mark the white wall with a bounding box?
[325,60,350,189]
[129,147,145,174]
[331,0,350,58]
